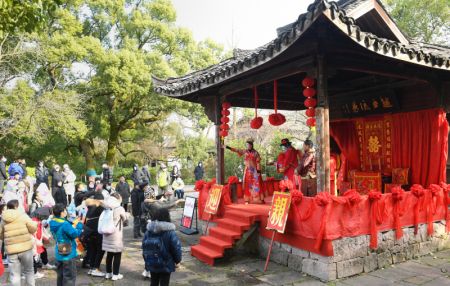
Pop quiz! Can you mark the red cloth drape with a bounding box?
[391,108,448,186]
[330,121,361,181]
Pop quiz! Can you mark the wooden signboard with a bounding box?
[179,196,198,235]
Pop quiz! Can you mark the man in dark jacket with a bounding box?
[0,155,7,193]
[19,159,27,179]
[130,183,145,238]
[131,164,144,186]
[101,163,113,185]
[194,162,204,181]
[83,193,105,275]
[35,160,50,187]
[115,175,130,212]
[51,165,67,206]
[142,165,151,185]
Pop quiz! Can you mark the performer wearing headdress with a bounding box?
[276,138,300,189]
[226,139,264,204]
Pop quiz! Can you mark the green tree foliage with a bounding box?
[384,0,449,43]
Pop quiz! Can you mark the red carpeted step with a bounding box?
[209,226,242,244]
[191,244,223,266]
[224,209,260,224]
[216,218,251,233]
[200,236,233,253]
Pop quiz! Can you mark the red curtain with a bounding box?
[330,120,361,180]
[391,108,448,186]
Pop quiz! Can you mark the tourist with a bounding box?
[51,165,67,206]
[156,164,170,200]
[298,139,317,197]
[29,191,44,215]
[0,199,37,286]
[35,161,50,187]
[143,207,181,286]
[101,163,113,185]
[171,176,185,199]
[100,193,129,280]
[74,183,95,207]
[49,203,83,286]
[8,160,24,179]
[131,164,144,186]
[116,175,131,212]
[131,183,145,238]
[0,155,7,194]
[83,193,105,275]
[226,138,265,204]
[170,165,181,185]
[194,161,204,181]
[63,164,76,205]
[87,176,96,192]
[19,159,27,179]
[3,175,27,212]
[35,183,55,208]
[142,164,151,185]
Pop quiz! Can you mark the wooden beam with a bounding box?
[219,56,315,96]
[329,79,417,98]
[316,54,331,194]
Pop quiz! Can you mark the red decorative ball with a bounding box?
[221,117,230,124]
[222,102,231,109]
[306,117,316,127]
[304,98,317,108]
[220,123,230,130]
[268,113,286,126]
[221,109,230,116]
[219,130,228,137]
[305,108,315,117]
[302,77,315,88]
[303,87,316,97]
[250,117,263,129]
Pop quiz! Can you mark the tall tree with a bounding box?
[384,0,449,44]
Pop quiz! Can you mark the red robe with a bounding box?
[277,147,299,188]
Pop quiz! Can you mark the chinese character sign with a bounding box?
[204,184,223,215]
[181,197,196,228]
[266,192,292,233]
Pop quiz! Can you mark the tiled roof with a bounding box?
[153,0,450,97]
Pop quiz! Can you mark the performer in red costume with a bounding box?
[276,139,300,189]
[226,139,265,204]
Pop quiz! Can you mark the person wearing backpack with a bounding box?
[143,207,181,286]
[49,203,83,286]
[99,193,129,281]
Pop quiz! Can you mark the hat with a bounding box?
[280,138,291,146]
[246,138,254,145]
[304,139,314,147]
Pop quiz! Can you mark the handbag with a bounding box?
[53,219,72,256]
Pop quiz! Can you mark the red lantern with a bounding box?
[221,117,230,124]
[304,98,317,108]
[222,102,231,109]
[303,88,316,97]
[306,108,316,117]
[250,117,263,129]
[302,77,315,88]
[268,113,286,126]
[220,123,230,130]
[221,109,230,116]
[306,117,316,127]
[219,130,228,137]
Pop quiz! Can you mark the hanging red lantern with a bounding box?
[306,108,316,117]
[251,86,263,129]
[306,117,316,127]
[221,117,230,124]
[303,87,316,97]
[304,97,317,108]
[269,80,286,126]
[221,109,230,116]
[302,77,315,88]
[222,102,231,109]
[219,130,228,137]
[220,123,230,130]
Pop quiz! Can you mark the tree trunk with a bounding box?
[106,124,120,166]
[80,138,95,170]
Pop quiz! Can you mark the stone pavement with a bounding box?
[1,207,450,285]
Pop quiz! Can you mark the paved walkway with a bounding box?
[1,208,450,285]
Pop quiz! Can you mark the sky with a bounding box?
[171,0,310,50]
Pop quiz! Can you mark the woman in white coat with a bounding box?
[63,164,76,205]
[101,193,129,281]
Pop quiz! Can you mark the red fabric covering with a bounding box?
[391,109,448,186]
[330,121,361,181]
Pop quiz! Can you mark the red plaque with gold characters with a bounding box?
[204,184,223,215]
[266,192,292,233]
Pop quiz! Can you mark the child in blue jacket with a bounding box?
[142,207,181,286]
[49,203,83,286]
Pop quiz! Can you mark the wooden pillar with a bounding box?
[315,55,331,193]
[215,97,225,185]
